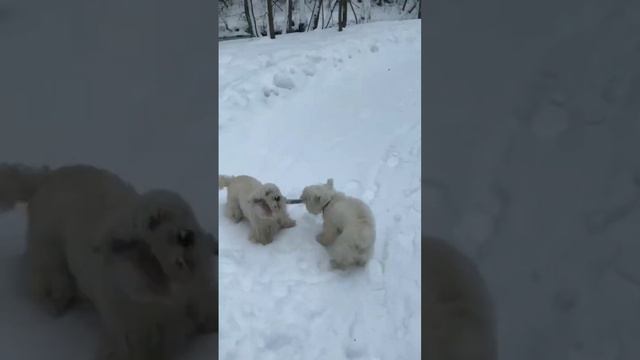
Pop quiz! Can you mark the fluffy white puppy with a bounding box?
[300,178,375,269]
[0,163,217,360]
[218,175,295,245]
[424,236,497,360]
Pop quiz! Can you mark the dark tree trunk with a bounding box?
[248,0,260,37]
[338,0,343,31]
[244,0,254,36]
[267,0,276,38]
[312,0,324,30]
[340,0,347,29]
[307,0,318,31]
[286,0,294,32]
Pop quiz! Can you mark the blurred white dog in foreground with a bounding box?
[0,163,217,360]
[218,175,295,245]
[424,236,497,360]
[300,178,375,269]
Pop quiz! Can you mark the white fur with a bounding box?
[300,179,375,269]
[0,164,217,360]
[424,236,497,360]
[219,175,295,245]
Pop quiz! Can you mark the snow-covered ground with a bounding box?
[425,0,640,358]
[219,20,421,360]
[0,1,217,359]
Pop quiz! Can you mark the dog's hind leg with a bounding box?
[224,194,243,223]
[327,237,358,269]
[26,229,76,316]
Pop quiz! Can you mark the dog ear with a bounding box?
[326,178,334,189]
[109,238,172,302]
[148,210,172,231]
[252,198,274,218]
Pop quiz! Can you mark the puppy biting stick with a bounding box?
[219,175,296,245]
[299,178,376,269]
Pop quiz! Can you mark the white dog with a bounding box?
[300,178,375,269]
[0,163,217,360]
[424,236,497,360]
[218,175,296,245]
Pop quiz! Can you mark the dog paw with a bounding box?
[280,219,296,228]
[315,233,328,246]
[330,260,346,270]
[257,237,274,245]
[249,232,272,245]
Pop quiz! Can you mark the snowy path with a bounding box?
[219,21,421,360]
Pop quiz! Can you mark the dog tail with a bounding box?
[342,222,375,257]
[0,163,51,212]
[218,175,235,190]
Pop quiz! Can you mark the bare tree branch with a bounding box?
[348,0,358,24]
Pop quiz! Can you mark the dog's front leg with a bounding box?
[316,225,337,247]
[278,213,296,229]
[250,226,274,245]
[257,231,275,245]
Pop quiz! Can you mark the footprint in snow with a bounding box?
[386,152,400,168]
[344,341,368,359]
[273,73,295,90]
[263,87,279,98]
[302,65,316,76]
[306,54,324,63]
[362,184,378,204]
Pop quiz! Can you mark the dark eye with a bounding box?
[177,229,195,247]
[274,196,281,202]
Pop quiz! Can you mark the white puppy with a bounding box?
[300,178,375,269]
[0,163,217,360]
[218,175,296,245]
[424,236,497,360]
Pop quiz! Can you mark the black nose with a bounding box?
[275,196,281,202]
[177,229,195,247]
